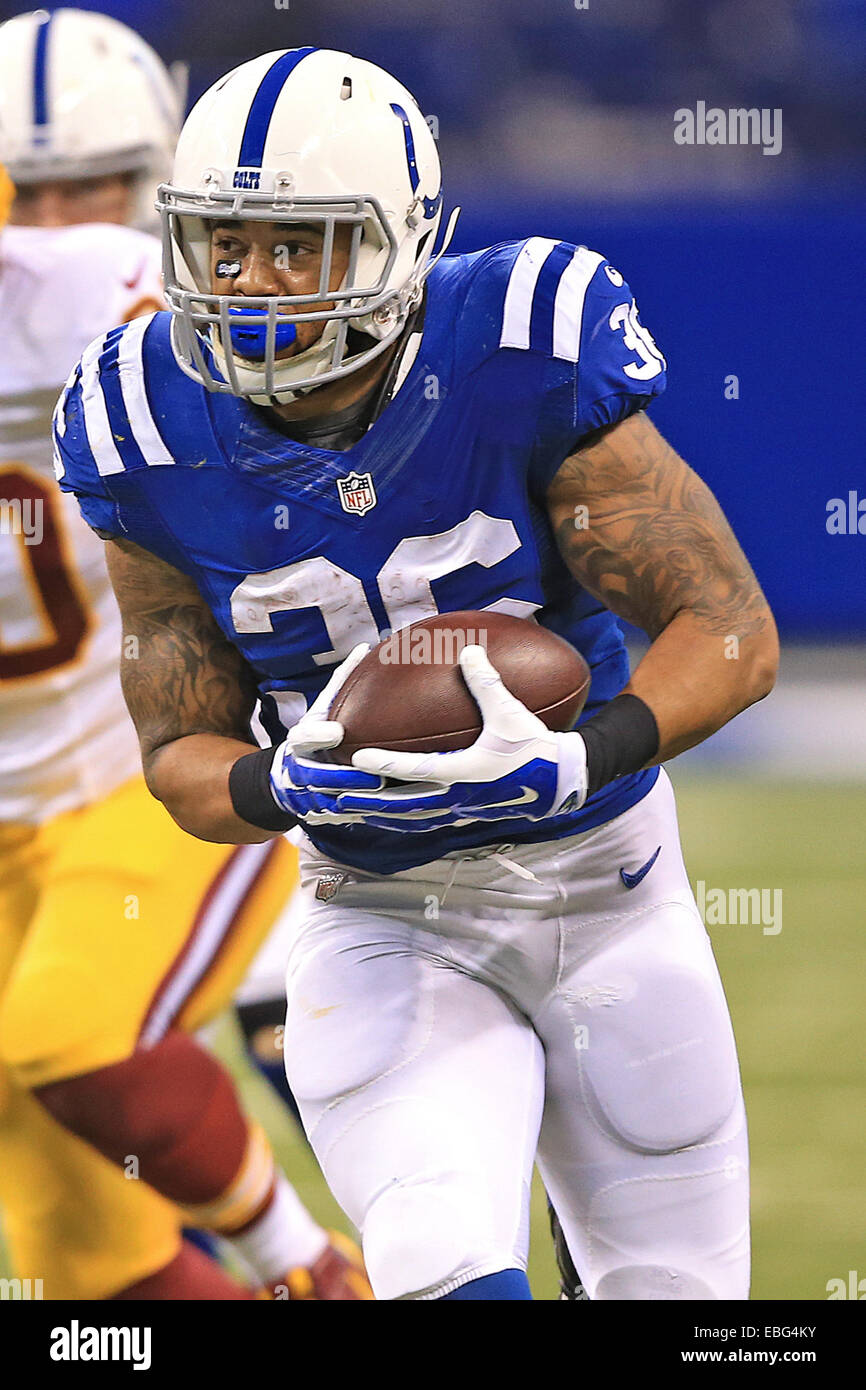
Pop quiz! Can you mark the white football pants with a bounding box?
[283,770,750,1300]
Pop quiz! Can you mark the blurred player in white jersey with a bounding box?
[0,9,370,1300]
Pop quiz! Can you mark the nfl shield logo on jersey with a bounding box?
[337,471,377,516]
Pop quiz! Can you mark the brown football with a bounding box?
[326,611,592,765]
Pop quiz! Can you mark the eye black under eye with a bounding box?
[215,259,242,278]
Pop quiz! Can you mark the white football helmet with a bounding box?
[156,47,457,404]
[0,8,184,230]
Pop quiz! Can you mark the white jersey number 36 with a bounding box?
[229,509,539,728]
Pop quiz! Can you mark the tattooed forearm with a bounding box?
[105,537,257,772]
[548,412,770,641]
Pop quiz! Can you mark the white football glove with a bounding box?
[337,644,589,825]
[269,644,386,825]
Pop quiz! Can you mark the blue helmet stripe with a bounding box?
[237,48,317,168]
[390,102,441,218]
[32,10,52,137]
[390,103,420,193]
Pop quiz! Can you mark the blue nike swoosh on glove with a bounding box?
[619,845,661,889]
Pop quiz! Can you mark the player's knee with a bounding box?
[580,963,740,1152]
[595,1264,718,1300]
[362,1179,500,1301]
[33,1033,230,1152]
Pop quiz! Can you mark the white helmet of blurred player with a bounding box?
[0,8,184,230]
[156,47,457,404]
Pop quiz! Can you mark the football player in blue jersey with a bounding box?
[54,48,778,1301]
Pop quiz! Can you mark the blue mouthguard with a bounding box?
[226,305,298,359]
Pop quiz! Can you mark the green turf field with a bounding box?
[668,776,866,1304]
[3,776,864,1300]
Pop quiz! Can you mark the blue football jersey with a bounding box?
[54,237,666,873]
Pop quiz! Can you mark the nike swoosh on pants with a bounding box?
[619,845,661,889]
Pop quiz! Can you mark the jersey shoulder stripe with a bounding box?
[98,327,150,474]
[499,236,560,351]
[117,313,175,467]
[51,362,81,481]
[79,330,125,477]
[498,238,606,362]
[56,309,239,504]
[551,246,606,362]
[71,312,172,478]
